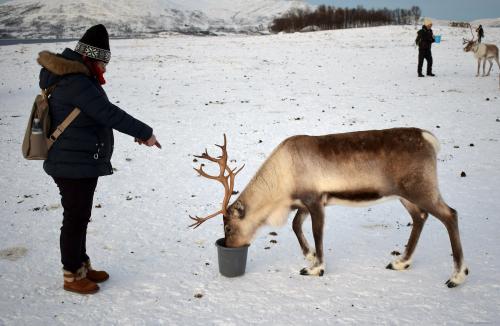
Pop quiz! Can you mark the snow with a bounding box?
[418,17,500,29]
[0,0,310,37]
[1,25,500,324]
[472,18,500,28]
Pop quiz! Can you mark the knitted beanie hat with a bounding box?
[75,24,111,63]
[423,18,432,27]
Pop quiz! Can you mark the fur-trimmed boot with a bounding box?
[63,266,99,294]
[83,260,109,283]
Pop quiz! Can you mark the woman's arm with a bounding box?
[65,76,153,141]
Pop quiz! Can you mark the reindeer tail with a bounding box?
[422,130,441,153]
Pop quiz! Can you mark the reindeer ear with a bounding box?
[231,200,245,219]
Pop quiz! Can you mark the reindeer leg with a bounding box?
[476,59,481,77]
[299,196,325,276]
[420,197,468,288]
[292,208,315,261]
[486,59,493,76]
[483,58,487,76]
[496,56,500,89]
[387,199,428,270]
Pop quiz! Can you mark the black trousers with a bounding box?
[418,48,433,75]
[53,177,98,273]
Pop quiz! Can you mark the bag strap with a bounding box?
[42,84,57,98]
[42,82,81,150]
[47,108,81,149]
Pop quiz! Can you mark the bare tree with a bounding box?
[411,6,422,26]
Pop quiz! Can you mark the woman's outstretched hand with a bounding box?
[135,134,161,148]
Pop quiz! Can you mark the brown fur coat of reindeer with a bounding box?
[191,128,468,288]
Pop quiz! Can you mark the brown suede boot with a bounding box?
[83,260,109,283]
[63,267,99,294]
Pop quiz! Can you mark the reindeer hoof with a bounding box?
[386,260,410,270]
[300,266,325,276]
[385,263,409,270]
[445,279,458,288]
[445,265,468,288]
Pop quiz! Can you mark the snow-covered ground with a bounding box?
[1,25,500,325]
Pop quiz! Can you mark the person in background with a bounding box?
[476,24,484,43]
[415,18,436,77]
[37,24,161,294]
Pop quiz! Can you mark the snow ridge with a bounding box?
[0,0,310,38]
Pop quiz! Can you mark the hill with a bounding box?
[0,0,309,38]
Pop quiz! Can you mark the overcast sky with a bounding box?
[306,0,500,21]
[0,0,498,21]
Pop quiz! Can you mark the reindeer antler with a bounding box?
[189,134,244,229]
[462,23,476,45]
[468,23,475,41]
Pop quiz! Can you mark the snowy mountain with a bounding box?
[0,0,310,38]
[472,17,500,28]
[418,17,500,28]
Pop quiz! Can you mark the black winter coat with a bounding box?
[477,27,484,38]
[38,49,153,178]
[416,25,435,50]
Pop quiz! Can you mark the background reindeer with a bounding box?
[463,39,500,77]
[191,129,468,288]
[463,25,500,78]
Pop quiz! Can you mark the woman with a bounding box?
[37,24,160,294]
[415,18,435,77]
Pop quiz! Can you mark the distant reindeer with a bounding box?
[463,38,500,77]
[190,129,469,288]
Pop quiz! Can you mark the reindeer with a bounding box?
[463,39,500,77]
[463,30,500,77]
[190,129,468,288]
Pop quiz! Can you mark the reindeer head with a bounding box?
[463,38,477,52]
[190,134,250,247]
[223,199,253,247]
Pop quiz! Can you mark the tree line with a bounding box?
[270,5,422,33]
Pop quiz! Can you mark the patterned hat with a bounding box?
[75,24,111,63]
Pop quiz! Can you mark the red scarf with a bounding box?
[83,56,106,85]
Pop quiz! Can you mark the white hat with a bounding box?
[423,18,433,26]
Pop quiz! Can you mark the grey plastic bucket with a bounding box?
[215,238,249,277]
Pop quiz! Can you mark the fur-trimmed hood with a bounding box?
[38,49,90,89]
[38,50,90,76]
